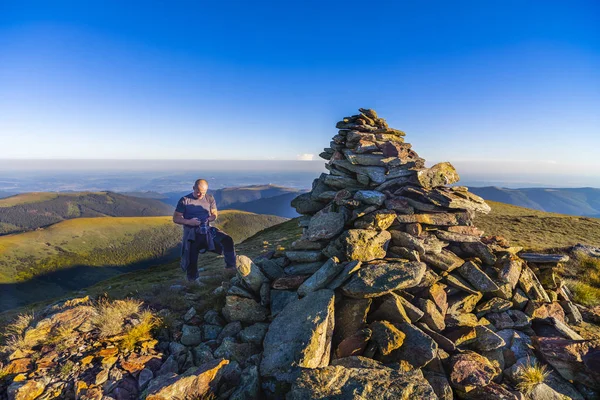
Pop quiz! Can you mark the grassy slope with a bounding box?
[0,210,286,312]
[476,200,600,250]
[0,191,175,235]
[3,199,599,320]
[0,210,286,284]
[0,192,61,207]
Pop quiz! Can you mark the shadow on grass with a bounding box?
[0,248,181,313]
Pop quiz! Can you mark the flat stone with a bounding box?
[288,366,437,399]
[260,289,335,382]
[256,259,285,280]
[292,192,326,215]
[343,229,391,262]
[285,250,324,263]
[326,260,362,290]
[422,250,464,272]
[370,321,406,356]
[449,351,500,392]
[335,328,372,359]
[519,253,569,264]
[354,190,386,206]
[306,207,346,241]
[518,265,551,302]
[146,358,229,400]
[368,292,413,324]
[354,210,397,230]
[418,298,446,332]
[475,297,513,316]
[272,275,308,290]
[458,261,499,292]
[239,323,269,345]
[341,260,426,298]
[378,323,437,368]
[486,310,530,330]
[297,257,344,297]
[534,337,600,390]
[333,298,372,346]
[396,211,472,226]
[469,325,506,352]
[284,262,323,275]
[447,292,483,315]
[460,241,497,265]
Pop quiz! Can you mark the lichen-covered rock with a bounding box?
[341,260,426,298]
[449,351,500,392]
[287,366,437,399]
[330,229,392,262]
[235,255,268,293]
[222,296,268,323]
[306,207,346,241]
[146,358,229,400]
[260,289,335,382]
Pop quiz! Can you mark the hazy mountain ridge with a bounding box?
[0,191,174,235]
[124,184,304,218]
[469,186,600,217]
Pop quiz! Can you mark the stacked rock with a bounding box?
[214,109,599,399]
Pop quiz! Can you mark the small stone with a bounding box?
[449,351,500,392]
[370,321,406,355]
[222,296,268,323]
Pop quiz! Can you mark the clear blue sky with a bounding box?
[1,1,598,175]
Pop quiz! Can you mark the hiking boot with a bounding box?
[224,251,237,269]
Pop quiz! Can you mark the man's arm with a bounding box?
[208,195,218,222]
[173,211,201,226]
[173,197,201,226]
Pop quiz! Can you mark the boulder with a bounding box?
[235,255,268,293]
[260,289,335,382]
[378,323,437,368]
[222,296,268,323]
[341,260,426,298]
[297,257,344,297]
[534,337,600,390]
[449,351,500,392]
[287,366,437,399]
[306,207,346,241]
[146,358,229,400]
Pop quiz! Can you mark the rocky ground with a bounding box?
[1,108,600,399]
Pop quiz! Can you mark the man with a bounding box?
[173,179,236,282]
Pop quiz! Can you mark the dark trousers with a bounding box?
[187,228,235,281]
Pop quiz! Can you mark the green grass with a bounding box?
[476,200,600,251]
[0,192,61,207]
[0,218,302,325]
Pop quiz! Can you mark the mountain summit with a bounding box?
[1,109,598,399]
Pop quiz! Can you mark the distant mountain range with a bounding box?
[0,192,174,235]
[124,184,306,218]
[469,187,600,217]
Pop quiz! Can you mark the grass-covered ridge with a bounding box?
[0,210,286,312]
[475,200,600,250]
[0,191,175,235]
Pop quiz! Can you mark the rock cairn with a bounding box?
[213,109,598,399]
[2,109,598,400]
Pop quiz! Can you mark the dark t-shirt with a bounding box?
[175,193,217,221]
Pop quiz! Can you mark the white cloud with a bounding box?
[297,153,315,161]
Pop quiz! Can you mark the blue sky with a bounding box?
[0,1,598,178]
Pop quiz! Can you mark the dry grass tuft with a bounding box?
[515,359,550,395]
[0,312,35,354]
[119,310,161,351]
[566,279,600,307]
[92,298,142,338]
